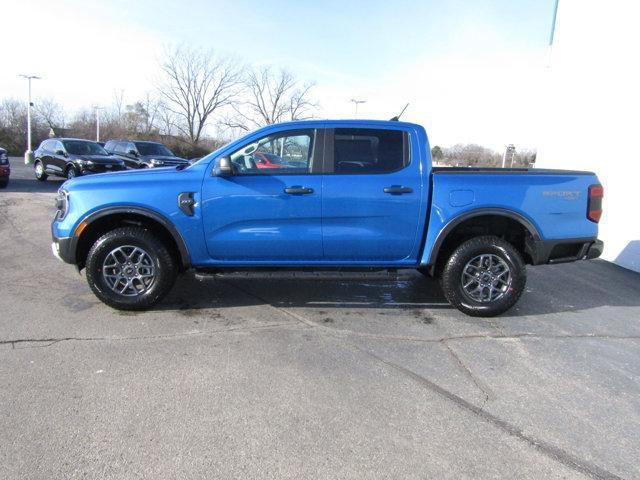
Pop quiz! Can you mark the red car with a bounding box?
[253,151,289,169]
[0,148,9,188]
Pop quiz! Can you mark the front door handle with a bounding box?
[284,186,314,195]
[383,186,413,194]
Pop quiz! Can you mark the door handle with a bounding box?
[284,186,314,195]
[383,186,413,194]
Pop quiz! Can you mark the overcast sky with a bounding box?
[4,0,556,149]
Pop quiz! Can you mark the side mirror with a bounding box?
[213,156,234,177]
[55,150,65,156]
[128,150,138,157]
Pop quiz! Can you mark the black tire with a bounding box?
[66,165,78,179]
[441,235,526,317]
[85,227,178,310]
[0,179,7,189]
[34,160,48,181]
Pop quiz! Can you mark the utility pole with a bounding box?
[19,74,41,164]
[349,99,367,118]
[93,105,104,142]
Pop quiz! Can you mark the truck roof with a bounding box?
[268,119,422,129]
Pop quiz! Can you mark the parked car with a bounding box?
[0,147,9,188]
[253,151,298,169]
[104,139,189,169]
[50,120,603,316]
[34,138,125,181]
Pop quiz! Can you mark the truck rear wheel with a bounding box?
[85,227,177,310]
[441,235,526,317]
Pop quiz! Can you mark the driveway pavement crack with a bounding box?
[352,344,624,480]
[0,322,294,350]
[442,340,495,405]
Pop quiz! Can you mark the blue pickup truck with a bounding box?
[50,120,603,316]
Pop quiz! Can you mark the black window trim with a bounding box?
[225,128,325,177]
[322,127,411,175]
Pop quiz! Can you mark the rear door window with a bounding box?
[331,128,409,174]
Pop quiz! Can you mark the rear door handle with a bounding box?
[383,186,413,194]
[284,186,314,195]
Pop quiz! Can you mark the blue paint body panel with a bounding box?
[52,119,600,269]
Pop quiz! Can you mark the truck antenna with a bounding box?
[390,103,409,121]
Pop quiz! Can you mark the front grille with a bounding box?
[154,160,186,167]
[86,163,125,172]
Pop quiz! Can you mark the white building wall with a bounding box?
[536,0,640,271]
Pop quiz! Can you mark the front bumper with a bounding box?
[51,232,75,265]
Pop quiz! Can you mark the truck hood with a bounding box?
[61,161,206,190]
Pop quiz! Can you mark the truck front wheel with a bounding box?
[441,235,526,317]
[85,227,177,310]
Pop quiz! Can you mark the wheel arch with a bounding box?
[426,208,541,274]
[73,206,191,270]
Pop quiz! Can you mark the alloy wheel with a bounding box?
[460,254,512,303]
[102,245,156,296]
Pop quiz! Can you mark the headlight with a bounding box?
[150,159,164,166]
[79,160,94,166]
[55,189,69,220]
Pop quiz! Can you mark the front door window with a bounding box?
[229,130,314,175]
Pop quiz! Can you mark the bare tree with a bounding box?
[0,98,50,154]
[34,97,66,129]
[224,67,317,132]
[113,89,125,121]
[124,93,162,135]
[157,46,243,145]
[441,144,501,167]
[157,102,177,136]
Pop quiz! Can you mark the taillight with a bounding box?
[587,184,603,223]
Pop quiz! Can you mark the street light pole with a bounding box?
[349,99,367,118]
[19,74,41,164]
[93,106,103,142]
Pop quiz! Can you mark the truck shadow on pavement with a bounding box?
[157,259,640,318]
[162,272,453,313]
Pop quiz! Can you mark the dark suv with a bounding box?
[34,138,125,181]
[104,140,189,169]
[0,147,9,188]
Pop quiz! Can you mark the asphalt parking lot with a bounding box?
[1,157,640,479]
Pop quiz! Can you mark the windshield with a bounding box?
[135,142,174,157]
[63,140,108,156]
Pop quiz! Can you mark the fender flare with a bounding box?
[426,208,542,266]
[77,206,191,268]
